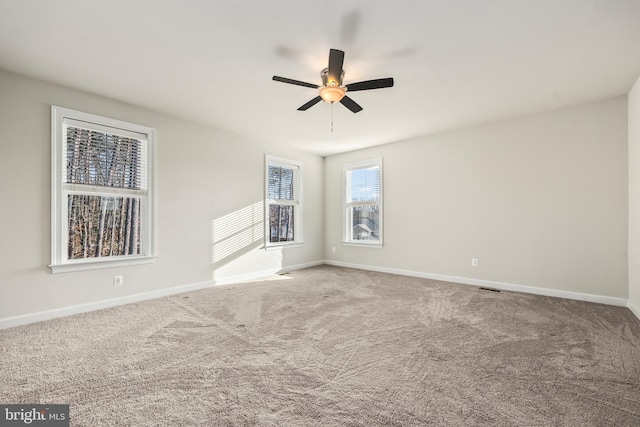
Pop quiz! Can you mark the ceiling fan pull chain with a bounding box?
[331,102,334,133]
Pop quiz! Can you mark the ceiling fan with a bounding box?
[272,48,394,113]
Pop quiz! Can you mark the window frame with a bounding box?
[343,157,383,248]
[264,155,303,248]
[50,106,156,273]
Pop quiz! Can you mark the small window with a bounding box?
[344,158,383,246]
[265,155,303,247]
[51,106,156,272]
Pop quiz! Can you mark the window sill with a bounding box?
[343,241,383,249]
[49,256,157,274]
[265,242,304,250]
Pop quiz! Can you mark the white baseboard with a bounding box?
[629,300,640,321]
[212,260,325,286]
[0,260,324,330]
[324,260,630,308]
[0,280,214,331]
[3,260,634,330]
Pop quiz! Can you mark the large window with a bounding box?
[265,155,302,247]
[344,158,383,246]
[51,106,155,272]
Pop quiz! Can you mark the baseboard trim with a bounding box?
[0,261,324,330]
[629,300,640,321]
[212,260,325,286]
[0,280,215,330]
[324,260,629,308]
[3,260,633,330]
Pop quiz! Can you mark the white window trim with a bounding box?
[265,155,303,248]
[50,106,157,273]
[343,157,383,248]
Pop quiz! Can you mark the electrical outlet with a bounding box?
[113,275,124,286]
[331,246,336,253]
[471,258,479,267]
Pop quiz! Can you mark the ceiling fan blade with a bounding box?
[346,78,394,92]
[327,49,345,84]
[273,76,319,89]
[340,95,363,113]
[297,96,323,111]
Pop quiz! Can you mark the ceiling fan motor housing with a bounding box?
[321,67,344,87]
[320,68,346,103]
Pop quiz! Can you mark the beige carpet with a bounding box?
[1,265,640,426]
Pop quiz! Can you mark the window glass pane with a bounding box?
[268,165,294,200]
[67,195,141,259]
[65,126,144,189]
[269,204,294,242]
[348,166,379,203]
[351,205,380,241]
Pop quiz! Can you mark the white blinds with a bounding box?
[268,165,294,200]
[63,125,147,190]
[347,165,380,203]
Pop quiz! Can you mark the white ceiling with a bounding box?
[1,0,640,156]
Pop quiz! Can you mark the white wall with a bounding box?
[325,97,629,300]
[0,70,324,324]
[0,68,635,326]
[629,76,640,317]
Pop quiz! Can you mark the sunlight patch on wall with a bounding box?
[212,201,264,264]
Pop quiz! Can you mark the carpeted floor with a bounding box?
[1,265,639,426]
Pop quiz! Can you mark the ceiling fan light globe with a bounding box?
[319,86,346,103]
